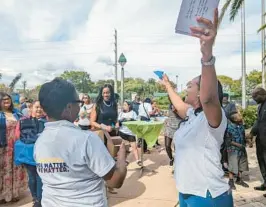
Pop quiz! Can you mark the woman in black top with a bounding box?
[90,84,119,194]
[91,84,119,138]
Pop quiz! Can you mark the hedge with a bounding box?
[240,105,257,129]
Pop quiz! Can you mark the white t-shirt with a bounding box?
[78,104,94,126]
[118,111,138,136]
[34,120,115,207]
[174,108,229,198]
[138,102,152,118]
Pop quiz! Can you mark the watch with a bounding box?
[201,56,216,66]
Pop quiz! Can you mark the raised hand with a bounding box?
[160,74,170,87]
[190,8,218,62]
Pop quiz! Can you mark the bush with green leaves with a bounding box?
[241,105,257,129]
[155,96,170,110]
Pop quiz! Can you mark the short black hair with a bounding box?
[0,92,14,111]
[223,93,229,98]
[124,101,133,111]
[144,98,152,104]
[39,78,77,120]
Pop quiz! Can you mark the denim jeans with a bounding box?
[25,164,43,202]
[179,190,234,207]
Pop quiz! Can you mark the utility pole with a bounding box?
[114,29,118,93]
[241,1,247,109]
[176,75,179,92]
[262,0,266,88]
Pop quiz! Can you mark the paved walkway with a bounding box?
[3,143,266,207]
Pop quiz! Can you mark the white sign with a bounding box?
[175,0,220,36]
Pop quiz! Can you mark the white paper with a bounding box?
[175,0,220,36]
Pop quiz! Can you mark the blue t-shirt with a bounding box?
[226,122,246,153]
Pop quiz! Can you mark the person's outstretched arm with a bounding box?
[161,77,189,119]
[190,9,222,128]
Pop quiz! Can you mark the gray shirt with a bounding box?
[34,120,115,207]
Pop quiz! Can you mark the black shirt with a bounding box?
[96,101,118,126]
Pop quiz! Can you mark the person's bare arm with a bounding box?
[231,141,243,148]
[162,77,189,119]
[190,9,222,128]
[103,143,127,188]
[90,105,101,130]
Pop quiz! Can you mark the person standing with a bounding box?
[90,84,120,194]
[35,78,127,207]
[138,98,153,121]
[164,102,182,166]
[20,96,27,112]
[222,93,237,119]
[78,94,94,130]
[118,101,141,166]
[137,98,153,152]
[90,84,119,138]
[15,100,46,207]
[161,9,233,207]
[0,93,27,204]
[221,93,237,173]
[132,95,141,116]
[248,87,266,195]
[225,112,249,190]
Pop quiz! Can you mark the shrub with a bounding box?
[241,105,257,129]
[155,96,169,110]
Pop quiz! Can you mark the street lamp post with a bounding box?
[262,0,266,88]
[118,53,127,105]
[241,1,247,109]
[176,75,179,92]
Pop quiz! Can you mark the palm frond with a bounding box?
[229,0,244,21]
[258,24,266,33]
[9,73,22,92]
[218,0,232,28]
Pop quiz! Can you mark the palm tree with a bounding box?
[219,0,244,25]
[9,73,22,92]
[219,0,266,32]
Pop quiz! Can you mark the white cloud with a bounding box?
[0,0,263,89]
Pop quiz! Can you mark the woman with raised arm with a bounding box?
[161,9,233,207]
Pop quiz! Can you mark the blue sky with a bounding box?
[0,0,263,89]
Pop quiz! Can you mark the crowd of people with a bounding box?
[0,8,266,207]
[0,83,164,206]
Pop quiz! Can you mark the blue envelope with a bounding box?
[153,70,164,79]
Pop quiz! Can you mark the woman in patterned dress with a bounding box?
[0,92,27,204]
[164,101,182,166]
